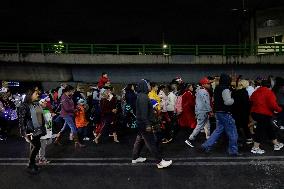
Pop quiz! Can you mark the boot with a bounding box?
[93,133,101,144]
[73,134,86,148]
[113,133,119,143]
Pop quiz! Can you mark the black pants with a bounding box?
[251,113,276,143]
[132,130,162,163]
[29,136,41,166]
[234,115,251,140]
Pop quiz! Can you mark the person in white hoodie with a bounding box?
[158,85,171,143]
[185,77,213,147]
[166,85,177,140]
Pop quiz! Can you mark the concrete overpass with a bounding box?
[0,53,284,85]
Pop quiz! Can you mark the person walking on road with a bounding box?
[185,77,213,147]
[132,79,172,169]
[200,73,239,156]
[19,87,46,174]
[250,79,284,154]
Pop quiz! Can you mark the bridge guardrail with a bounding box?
[0,42,283,56]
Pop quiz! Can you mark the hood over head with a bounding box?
[219,73,231,87]
[137,79,150,94]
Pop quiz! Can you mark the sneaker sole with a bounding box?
[157,162,173,169]
[132,159,147,164]
[185,141,194,147]
[251,150,265,154]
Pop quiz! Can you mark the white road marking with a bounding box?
[0,156,284,161]
[0,161,284,166]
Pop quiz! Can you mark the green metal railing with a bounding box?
[0,42,283,56]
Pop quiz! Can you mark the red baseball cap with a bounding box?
[199,77,212,85]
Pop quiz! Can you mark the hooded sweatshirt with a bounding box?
[195,86,212,113]
[136,80,155,131]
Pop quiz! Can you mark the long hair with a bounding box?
[24,88,37,104]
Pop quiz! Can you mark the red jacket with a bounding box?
[250,87,282,116]
[178,90,197,129]
[98,76,110,89]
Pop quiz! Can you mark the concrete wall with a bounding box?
[2,63,284,84]
[0,53,284,64]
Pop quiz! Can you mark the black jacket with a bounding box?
[125,90,137,112]
[136,80,154,131]
[232,88,250,120]
[18,102,46,137]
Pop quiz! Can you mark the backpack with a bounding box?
[175,94,183,115]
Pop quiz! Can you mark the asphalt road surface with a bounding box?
[1,130,284,189]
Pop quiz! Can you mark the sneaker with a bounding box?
[38,159,50,165]
[251,147,265,154]
[167,138,173,143]
[185,139,194,147]
[83,137,90,141]
[274,143,284,151]
[132,157,147,164]
[272,120,279,128]
[162,138,170,144]
[280,126,284,130]
[157,159,172,169]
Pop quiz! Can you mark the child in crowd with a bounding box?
[38,96,54,165]
[75,99,89,142]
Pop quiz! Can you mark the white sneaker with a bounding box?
[157,159,172,169]
[83,137,90,141]
[251,147,265,154]
[280,126,284,130]
[185,140,194,147]
[274,143,284,151]
[132,157,147,164]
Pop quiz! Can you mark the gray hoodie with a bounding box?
[136,80,155,131]
[195,86,212,113]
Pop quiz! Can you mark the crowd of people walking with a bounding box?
[1,72,284,174]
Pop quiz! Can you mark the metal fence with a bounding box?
[0,42,283,56]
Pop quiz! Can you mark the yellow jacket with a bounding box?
[148,90,161,110]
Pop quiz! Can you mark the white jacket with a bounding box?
[167,92,177,112]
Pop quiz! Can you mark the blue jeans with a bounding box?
[202,113,238,155]
[62,115,77,134]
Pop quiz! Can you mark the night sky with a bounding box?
[0,0,283,44]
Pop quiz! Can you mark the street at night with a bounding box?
[1,130,284,189]
[1,1,284,189]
